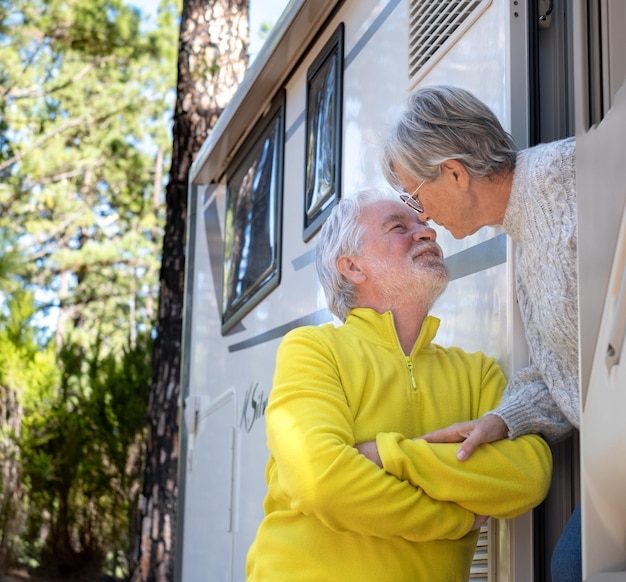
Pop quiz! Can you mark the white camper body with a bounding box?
[176,0,626,580]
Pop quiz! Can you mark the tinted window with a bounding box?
[303,24,344,240]
[222,94,285,334]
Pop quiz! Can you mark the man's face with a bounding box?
[357,199,448,304]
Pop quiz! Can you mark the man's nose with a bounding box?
[413,223,437,241]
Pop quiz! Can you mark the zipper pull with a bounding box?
[405,357,417,391]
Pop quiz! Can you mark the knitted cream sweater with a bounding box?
[494,137,578,442]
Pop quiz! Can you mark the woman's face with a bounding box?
[394,163,483,240]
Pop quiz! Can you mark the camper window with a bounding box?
[221,94,285,334]
[303,24,344,241]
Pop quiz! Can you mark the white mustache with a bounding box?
[411,243,443,260]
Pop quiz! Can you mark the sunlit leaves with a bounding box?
[0,0,180,355]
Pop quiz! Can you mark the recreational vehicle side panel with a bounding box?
[177,0,566,580]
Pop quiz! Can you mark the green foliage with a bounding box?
[0,0,181,575]
[0,233,24,296]
[0,0,180,357]
[0,291,59,567]
[18,331,153,575]
[0,291,59,394]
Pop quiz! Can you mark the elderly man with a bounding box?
[246,188,552,582]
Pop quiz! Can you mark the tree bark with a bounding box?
[130,2,248,581]
[0,385,22,566]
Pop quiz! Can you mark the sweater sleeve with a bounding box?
[498,136,579,440]
[376,354,552,518]
[491,364,574,442]
[266,329,475,543]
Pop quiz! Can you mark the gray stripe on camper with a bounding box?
[292,248,316,270]
[228,308,333,352]
[286,110,306,141]
[446,233,506,282]
[345,0,402,68]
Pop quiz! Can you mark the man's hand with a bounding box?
[420,415,509,461]
[355,441,382,467]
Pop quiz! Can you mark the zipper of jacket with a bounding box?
[405,356,417,391]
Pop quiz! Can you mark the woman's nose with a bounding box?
[418,209,432,223]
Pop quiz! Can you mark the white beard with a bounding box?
[364,250,449,310]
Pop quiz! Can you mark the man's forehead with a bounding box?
[363,199,414,225]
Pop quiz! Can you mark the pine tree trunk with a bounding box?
[130,1,248,581]
[0,385,22,566]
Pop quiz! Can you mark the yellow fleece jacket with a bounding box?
[246,309,552,582]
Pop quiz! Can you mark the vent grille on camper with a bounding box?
[409,0,491,83]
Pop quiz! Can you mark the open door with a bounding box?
[575,1,626,578]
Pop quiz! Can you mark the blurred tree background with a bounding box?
[0,0,180,578]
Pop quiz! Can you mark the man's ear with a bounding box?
[442,159,470,191]
[337,255,367,284]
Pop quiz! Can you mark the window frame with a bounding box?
[221,91,286,335]
[303,23,344,241]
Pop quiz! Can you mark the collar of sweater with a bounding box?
[502,148,536,244]
[344,308,441,354]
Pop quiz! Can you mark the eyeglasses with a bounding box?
[399,180,425,213]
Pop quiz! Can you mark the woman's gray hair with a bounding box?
[381,85,518,190]
[315,187,393,322]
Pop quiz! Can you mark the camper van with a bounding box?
[175,0,626,580]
